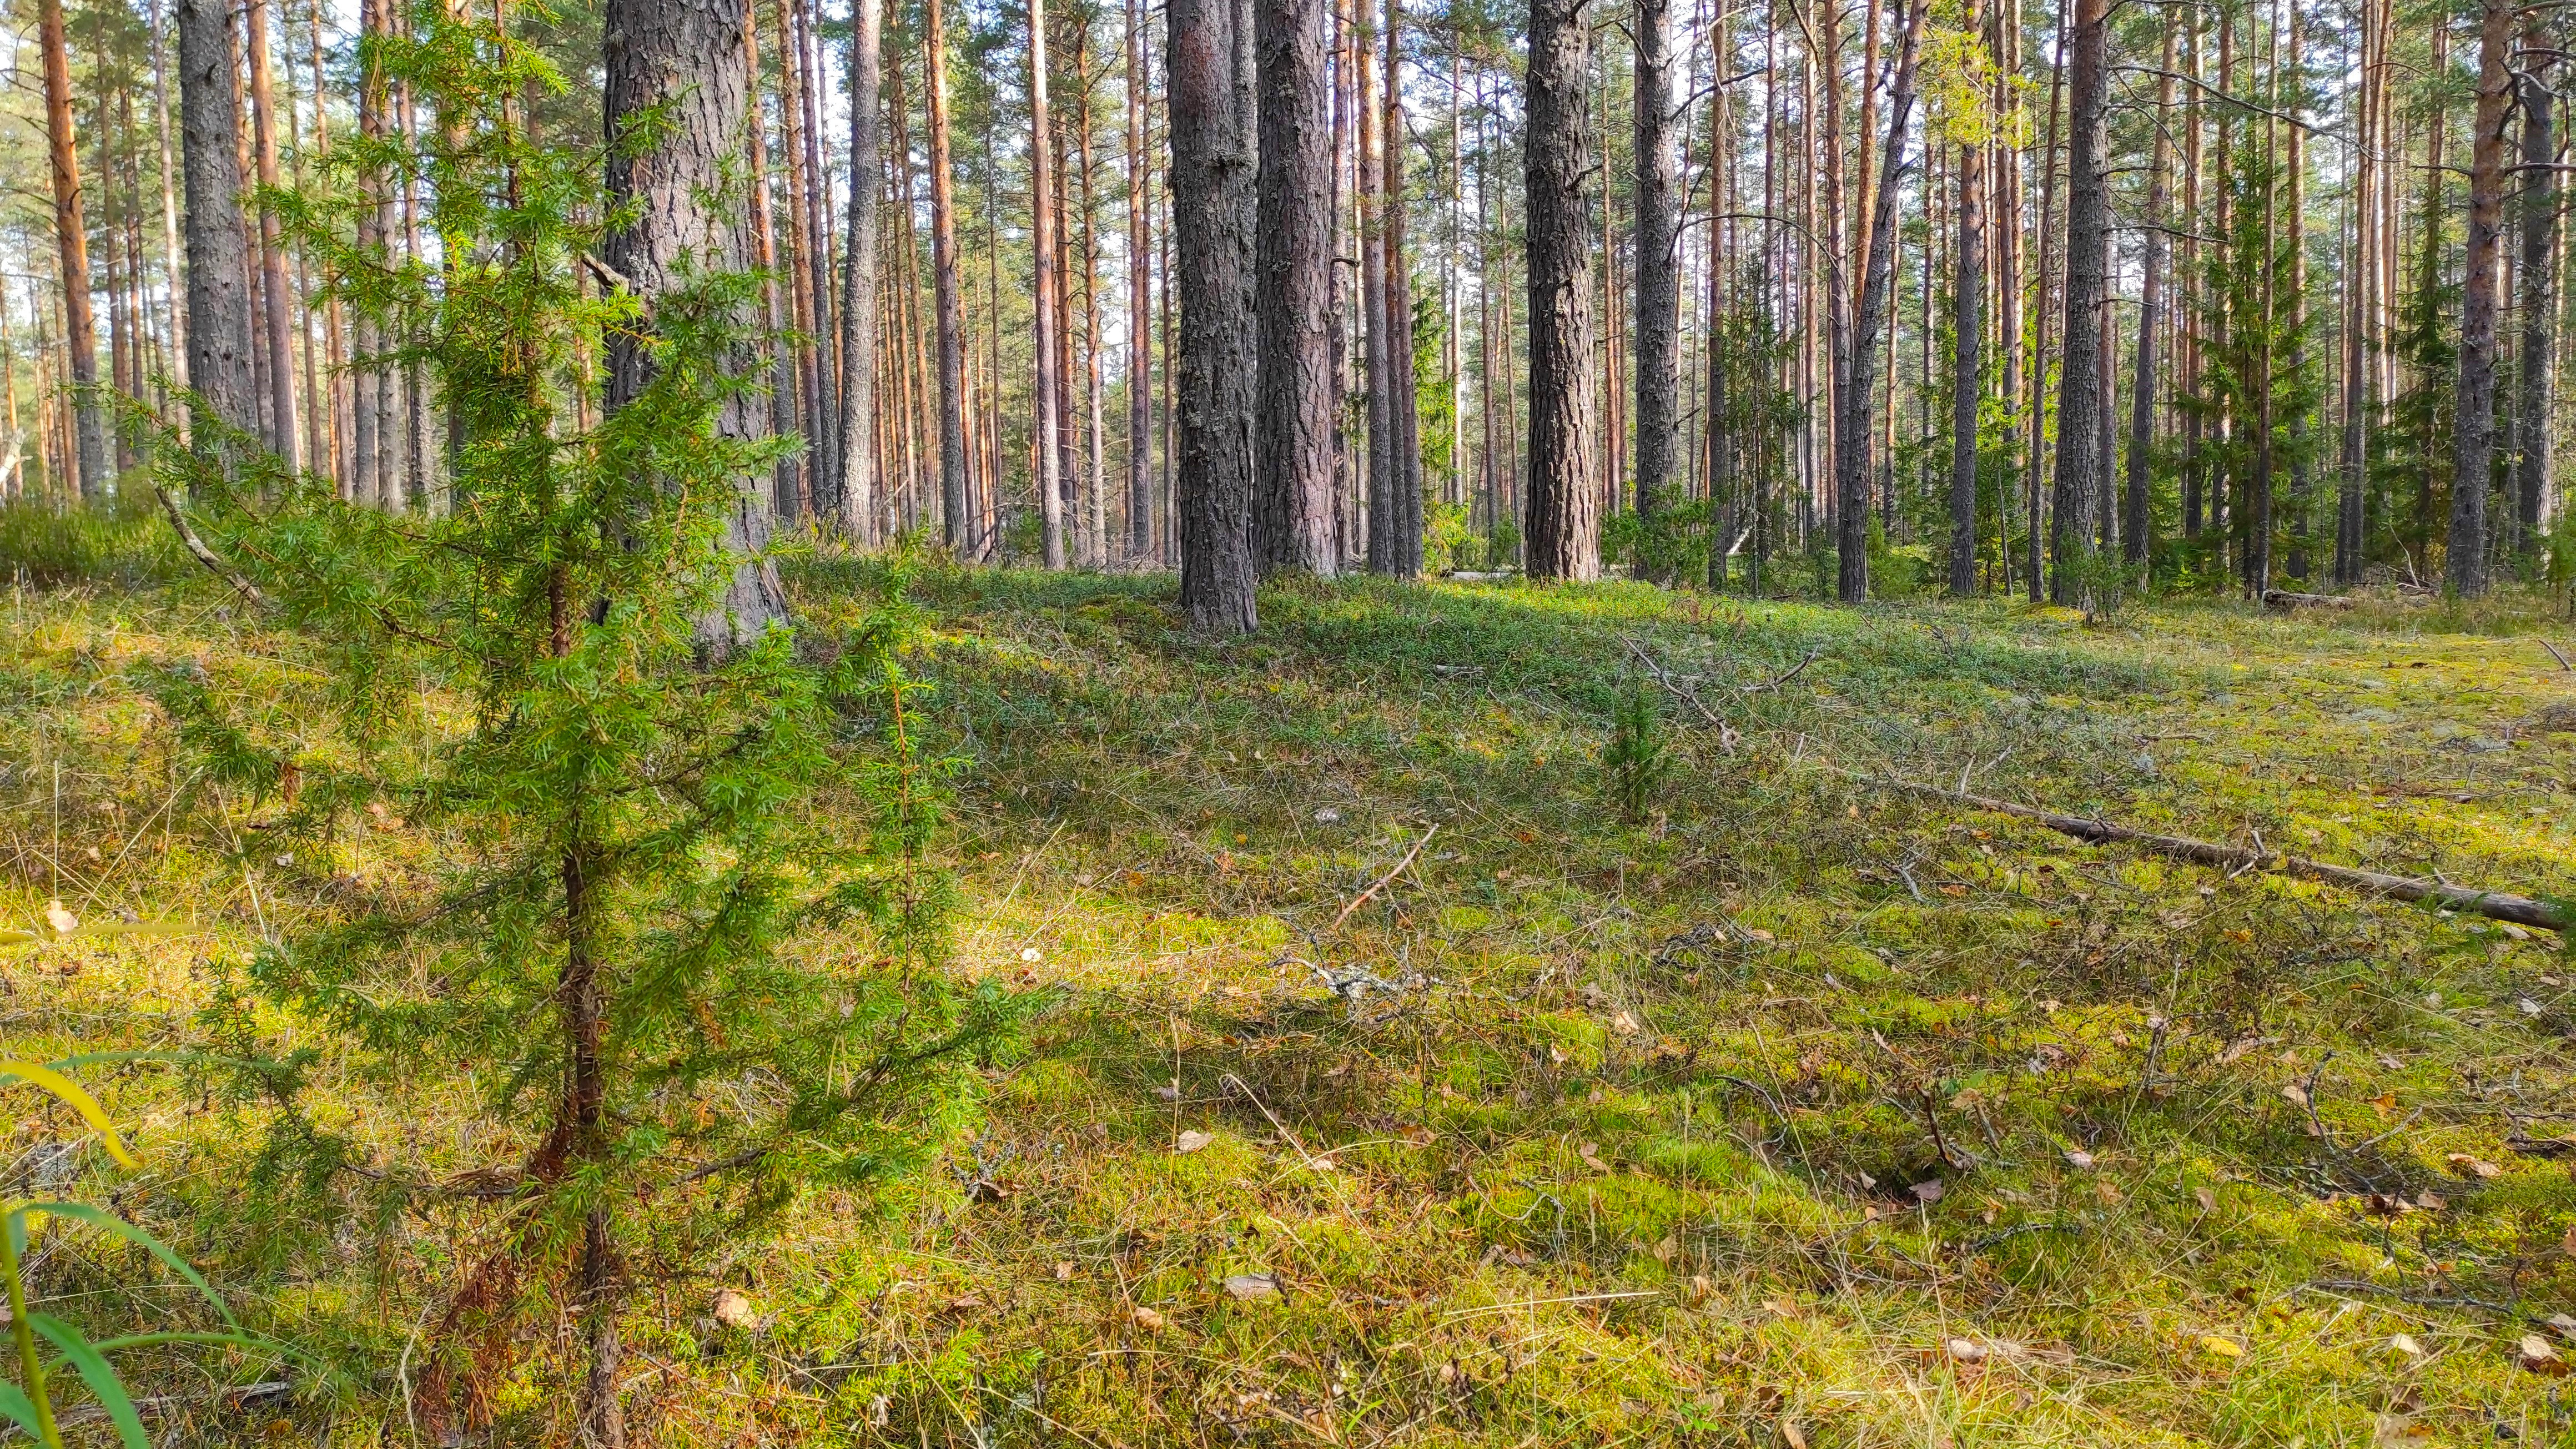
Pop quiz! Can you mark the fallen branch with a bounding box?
[1619,635,1740,750]
[1856,775,2568,933]
[155,485,264,607]
[2542,639,2573,672]
[2261,589,2354,611]
[1330,822,1438,932]
[1747,649,1823,694]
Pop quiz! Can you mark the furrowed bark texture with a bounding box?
[1254,0,1336,574]
[175,0,256,445]
[604,0,787,653]
[1522,0,1597,580]
[1170,0,1261,631]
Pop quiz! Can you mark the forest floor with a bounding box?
[7,545,2576,1446]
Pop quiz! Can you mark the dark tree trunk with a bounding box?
[1522,0,1596,580]
[2049,0,2108,608]
[1170,0,1260,631]
[175,0,255,446]
[605,0,786,656]
[2449,0,2510,597]
[833,0,882,537]
[1254,0,1336,573]
[1630,0,1678,548]
[1835,0,1924,603]
[2514,17,2555,562]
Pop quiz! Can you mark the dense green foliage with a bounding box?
[133,8,1018,1430]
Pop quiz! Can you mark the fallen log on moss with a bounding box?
[2261,589,2356,611]
[1860,776,2568,934]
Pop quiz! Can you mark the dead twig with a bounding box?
[1219,1072,1325,1170]
[1745,648,1823,695]
[1331,822,1438,932]
[1619,635,1740,750]
[2541,638,2573,672]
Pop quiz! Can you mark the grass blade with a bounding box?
[19,1205,237,1330]
[0,1063,138,1168]
[29,1314,148,1449]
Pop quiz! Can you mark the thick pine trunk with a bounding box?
[1254,0,1336,573]
[1169,0,1260,631]
[2048,0,2107,609]
[2514,18,2555,562]
[604,0,786,656]
[926,0,971,551]
[1630,0,1678,546]
[830,0,881,537]
[175,0,255,445]
[2448,0,2510,597]
[1522,0,1596,580]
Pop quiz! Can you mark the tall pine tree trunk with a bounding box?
[1254,0,1336,572]
[1170,0,1260,630]
[2127,19,2171,570]
[149,0,187,394]
[175,0,254,445]
[1380,0,1421,575]
[604,0,786,656]
[2514,16,2555,562]
[2448,0,2510,597]
[1522,0,1596,579]
[1357,0,1390,571]
[1835,0,1923,602]
[244,0,298,469]
[2048,0,2107,609]
[1031,0,1066,567]
[38,0,107,497]
[831,0,881,538]
[1126,0,1154,559]
[926,0,970,551]
[1630,0,1678,552]
[1946,0,1984,597]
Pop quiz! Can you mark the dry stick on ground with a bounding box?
[1857,775,2570,932]
[1330,822,1438,931]
[2261,589,2356,610]
[2541,638,2573,671]
[1618,635,1738,748]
